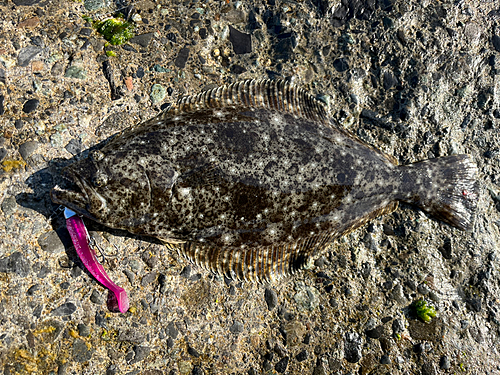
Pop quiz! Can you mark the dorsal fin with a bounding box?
[173,79,329,124]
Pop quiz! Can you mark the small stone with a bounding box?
[333,58,349,72]
[19,140,39,160]
[167,337,174,348]
[187,346,200,357]
[118,329,145,343]
[0,95,4,115]
[274,356,289,373]
[51,61,65,76]
[417,283,430,295]
[150,84,166,104]
[365,325,383,339]
[392,319,404,334]
[383,71,398,90]
[174,47,190,68]
[95,310,108,329]
[141,271,158,287]
[0,148,6,162]
[344,332,362,363]
[65,66,87,79]
[293,285,320,311]
[22,99,39,114]
[57,362,68,375]
[84,0,109,11]
[438,239,452,259]
[1,196,17,216]
[296,350,308,362]
[27,284,40,295]
[17,46,42,67]
[229,321,244,334]
[466,298,482,312]
[180,265,191,278]
[38,230,67,253]
[192,365,204,375]
[312,360,328,375]
[73,338,93,362]
[229,26,252,54]
[391,283,407,304]
[0,252,30,277]
[380,354,391,364]
[18,16,40,28]
[439,355,450,370]
[421,361,437,375]
[90,289,105,305]
[77,323,90,337]
[129,345,150,364]
[382,223,395,235]
[264,288,278,311]
[166,321,179,339]
[493,35,500,53]
[51,302,77,316]
[14,119,23,130]
[65,138,82,155]
[106,364,118,375]
[130,33,154,48]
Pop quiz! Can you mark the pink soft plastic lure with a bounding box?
[64,208,129,313]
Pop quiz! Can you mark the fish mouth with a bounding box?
[50,170,98,221]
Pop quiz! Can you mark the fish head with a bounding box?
[51,149,155,228]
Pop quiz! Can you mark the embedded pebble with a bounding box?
[51,302,77,316]
[344,332,363,363]
[229,321,244,334]
[118,329,146,343]
[73,338,94,362]
[17,46,42,67]
[38,230,66,253]
[141,271,158,287]
[296,350,308,362]
[229,25,252,54]
[1,196,17,216]
[90,289,105,305]
[22,99,39,114]
[150,84,166,104]
[293,285,320,311]
[77,323,90,337]
[166,321,179,339]
[65,66,87,79]
[129,345,150,364]
[19,140,39,160]
[65,138,82,155]
[174,47,190,68]
[275,356,289,373]
[264,288,278,311]
[0,252,30,276]
[380,354,391,364]
[131,33,154,48]
[440,355,451,370]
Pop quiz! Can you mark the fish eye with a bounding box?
[90,150,105,162]
[92,172,108,187]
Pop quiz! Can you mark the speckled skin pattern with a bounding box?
[51,79,479,281]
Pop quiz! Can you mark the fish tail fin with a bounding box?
[398,155,479,231]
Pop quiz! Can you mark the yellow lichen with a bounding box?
[2,159,26,172]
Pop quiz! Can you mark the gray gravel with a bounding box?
[1,0,500,374]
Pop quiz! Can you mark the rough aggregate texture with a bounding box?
[1,0,500,374]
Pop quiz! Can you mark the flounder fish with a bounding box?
[51,79,478,282]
